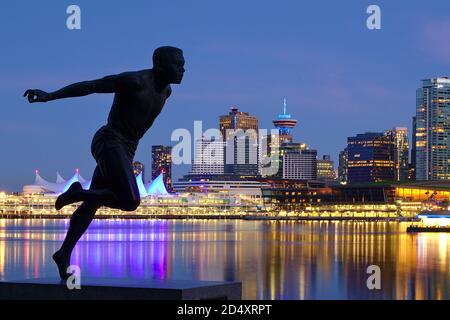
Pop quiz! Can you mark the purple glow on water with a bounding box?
[0,219,449,299]
[73,219,169,279]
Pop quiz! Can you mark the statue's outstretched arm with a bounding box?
[24,72,138,103]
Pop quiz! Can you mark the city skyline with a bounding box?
[2,1,450,191]
[0,84,445,192]
[12,100,410,187]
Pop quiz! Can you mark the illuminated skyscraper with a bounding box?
[133,161,145,181]
[317,155,336,182]
[415,77,450,180]
[219,107,259,176]
[384,127,409,181]
[338,148,348,183]
[410,116,417,180]
[151,145,172,191]
[347,132,394,183]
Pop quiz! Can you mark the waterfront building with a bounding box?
[415,77,450,180]
[317,155,336,182]
[282,146,317,180]
[10,171,450,219]
[173,175,269,200]
[261,180,450,217]
[191,137,224,175]
[15,171,264,216]
[219,107,259,176]
[23,169,90,194]
[22,169,169,197]
[347,132,394,183]
[151,145,172,191]
[270,142,309,179]
[385,127,409,181]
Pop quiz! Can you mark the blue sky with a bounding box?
[1,0,449,191]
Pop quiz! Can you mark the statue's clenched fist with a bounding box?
[23,89,51,103]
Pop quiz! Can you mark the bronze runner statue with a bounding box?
[24,46,185,280]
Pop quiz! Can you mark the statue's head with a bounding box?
[153,46,185,84]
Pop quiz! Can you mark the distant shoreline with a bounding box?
[0,214,416,222]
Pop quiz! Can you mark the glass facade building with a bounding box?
[415,77,450,180]
[385,127,409,181]
[347,132,394,183]
[338,148,348,183]
[410,116,417,180]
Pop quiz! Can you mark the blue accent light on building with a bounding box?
[136,173,148,197]
[146,173,169,196]
[273,98,298,142]
[26,169,170,197]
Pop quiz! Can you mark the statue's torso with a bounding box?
[107,70,169,142]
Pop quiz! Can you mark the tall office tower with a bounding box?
[282,148,317,180]
[347,132,394,183]
[259,133,281,177]
[338,148,348,183]
[409,116,417,180]
[385,127,409,181]
[317,155,336,181]
[415,77,450,180]
[272,98,297,144]
[133,161,145,181]
[191,137,224,175]
[219,107,259,176]
[151,145,172,190]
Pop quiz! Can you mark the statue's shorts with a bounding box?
[88,125,140,206]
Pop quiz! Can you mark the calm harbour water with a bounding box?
[0,219,449,300]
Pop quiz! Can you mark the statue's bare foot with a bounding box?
[52,250,71,280]
[55,182,82,211]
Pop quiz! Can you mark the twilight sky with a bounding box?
[1,0,449,191]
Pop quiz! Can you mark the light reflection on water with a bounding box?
[0,219,449,300]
